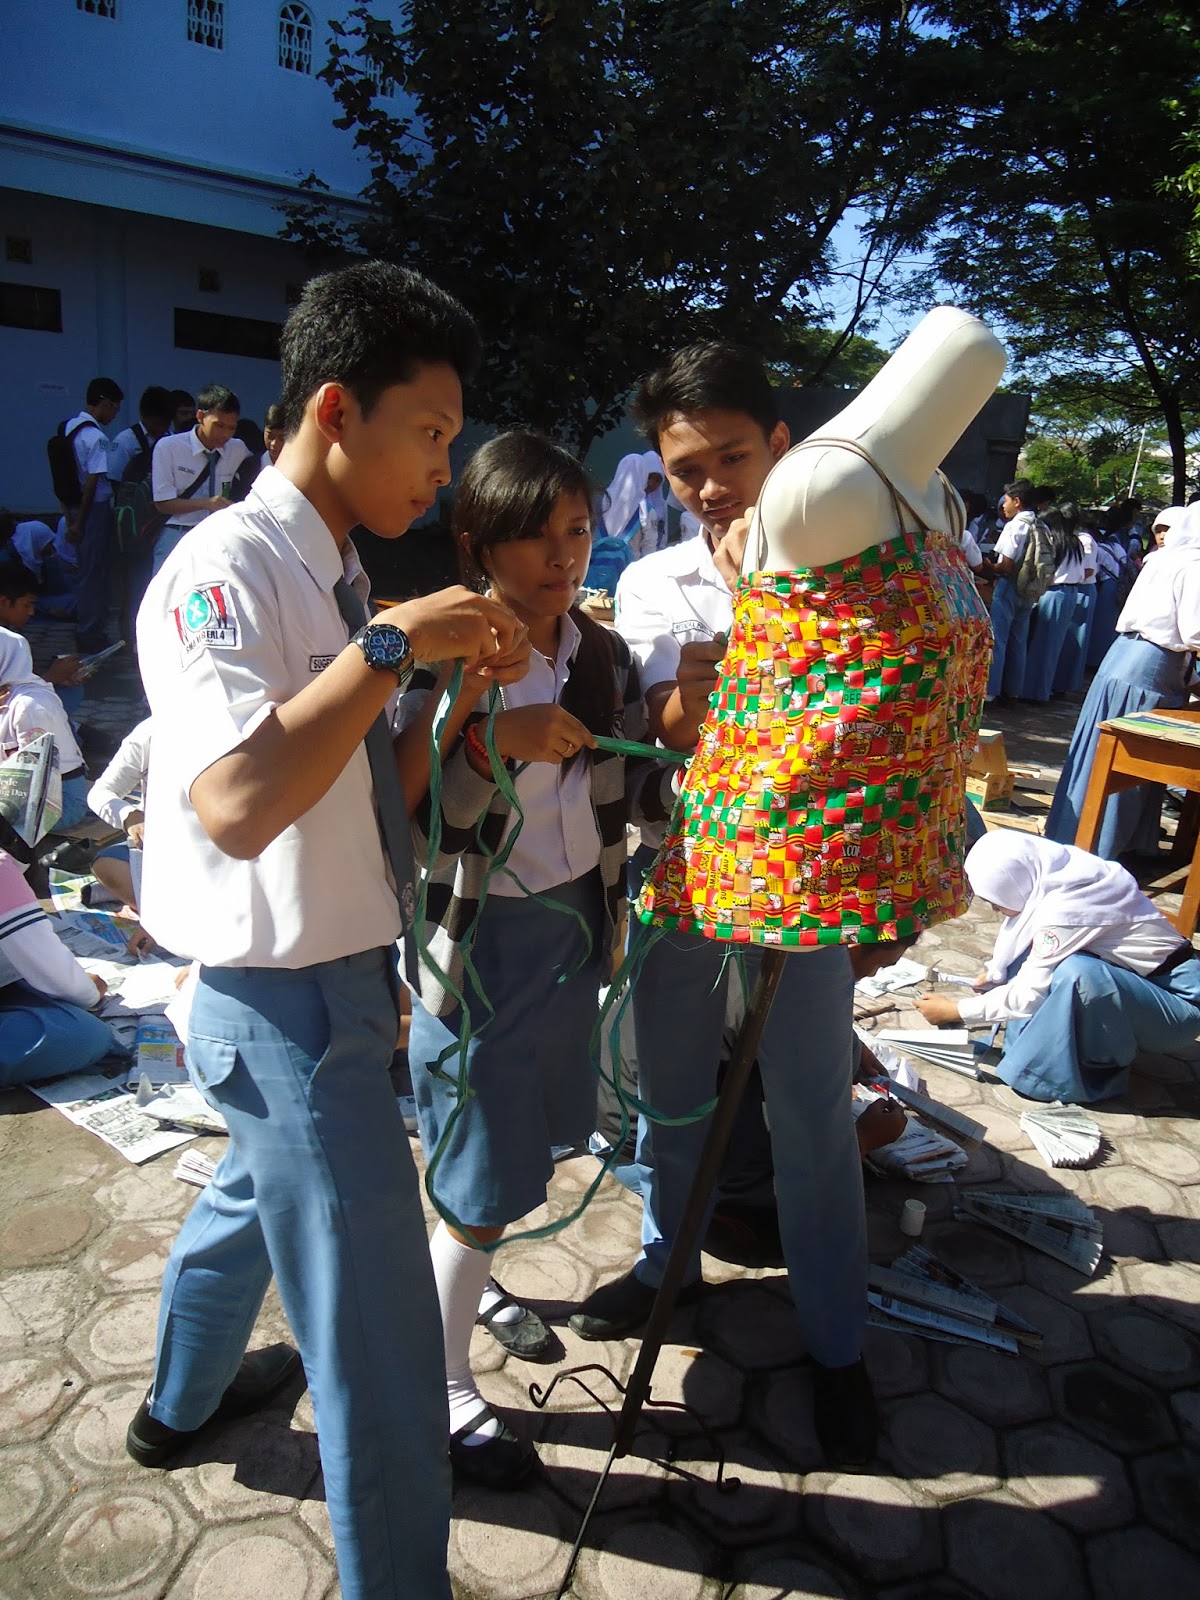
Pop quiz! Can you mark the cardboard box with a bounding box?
[967,729,1014,809]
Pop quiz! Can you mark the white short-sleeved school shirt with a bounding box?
[152,429,251,528]
[994,510,1034,564]
[64,412,112,504]
[136,465,401,968]
[615,534,733,848]
[1116,544,1200,655]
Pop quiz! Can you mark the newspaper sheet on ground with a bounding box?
[29,1073,194,1164]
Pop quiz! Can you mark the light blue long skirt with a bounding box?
[1053,584,1096,694]
[1043,633,1191,856]
[998,951,1200,1102]
[1088,578,1122,668]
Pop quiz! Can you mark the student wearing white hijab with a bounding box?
[916,832,1200,1102]
[1045,501,1200,856]
[602,451,668,559]
[0,629,90,827]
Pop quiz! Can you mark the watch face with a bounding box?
[362,623,411,673]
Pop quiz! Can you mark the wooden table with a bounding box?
[1075,709,1200,936]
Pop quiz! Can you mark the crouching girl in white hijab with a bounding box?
[916,831,1200,1102]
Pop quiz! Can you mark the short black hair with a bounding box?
[1004,478,1036,506]
[454,430,600,591]
[138,385,175,424]
[631,342,778,449]
[263,402,286,432]
[278,260,481,436]
[170,389,194,409]
[87,376,123,405]
[197,383,239,415]
[0,563,39,602]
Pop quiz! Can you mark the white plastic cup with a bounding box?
[900,1199,927,1237]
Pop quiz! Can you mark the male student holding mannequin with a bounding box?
[127,262,529,1600]
[569,342,876,1469]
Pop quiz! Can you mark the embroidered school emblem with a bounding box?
[173,584,240,660]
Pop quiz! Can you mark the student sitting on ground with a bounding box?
[0,629,90,828]
[87,716,151,913]
[0,848,112,1087]
[916,830,1200,1104]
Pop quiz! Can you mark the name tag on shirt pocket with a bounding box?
[310,654,336,672]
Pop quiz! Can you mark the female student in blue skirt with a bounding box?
[916,831,1200,1103]
[1022,511,1087,703]
[1045,502,1200,856]
[1052,507,1097,694]
[399,432,672,1491]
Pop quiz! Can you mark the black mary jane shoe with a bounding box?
[449,1404,539,1490]
[475,1284,555,1360]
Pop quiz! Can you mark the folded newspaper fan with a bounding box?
[868,1244,1043,1353]
[955,1190,1103,1276]
[875,1028,982,1079]
[1019,1104,1102,1169]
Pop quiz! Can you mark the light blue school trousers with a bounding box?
[147,950,451,1600]
[986,575,1032,701]
[629,924,866,1369]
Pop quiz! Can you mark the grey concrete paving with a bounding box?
[3,636,1199,1598]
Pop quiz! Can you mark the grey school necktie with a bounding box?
[333,578,418,984]
[205,449,220,496]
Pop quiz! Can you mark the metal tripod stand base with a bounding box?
[529,1363,741,1599]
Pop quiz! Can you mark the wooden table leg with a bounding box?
[1074,729,1120,852]
[1174,839,1200,939]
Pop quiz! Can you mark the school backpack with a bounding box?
[112,424,163,556]
[46,419,91,508]
[1014,515,1056,604]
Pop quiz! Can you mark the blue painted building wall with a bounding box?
[1,0,402,511]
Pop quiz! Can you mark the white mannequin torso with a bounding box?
[745,307,1007,575]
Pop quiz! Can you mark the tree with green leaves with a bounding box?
[916,1,1200,503]
[1021,385,1175,505]
[289,2,974,453]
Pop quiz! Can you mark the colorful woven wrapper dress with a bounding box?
[638,447,992,947]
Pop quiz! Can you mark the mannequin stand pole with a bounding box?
[543,948,788,1598]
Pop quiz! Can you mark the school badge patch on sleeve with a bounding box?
[173,584,241,662]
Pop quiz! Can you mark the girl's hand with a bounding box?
[492,706,595,765]
[972,968,992,991]
[90,974,108,1001]
[915,992,961,1027]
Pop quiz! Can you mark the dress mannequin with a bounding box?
[639,306,1003,950]
[747,306,1007,573]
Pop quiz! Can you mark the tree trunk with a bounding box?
[1162,394,1190,504]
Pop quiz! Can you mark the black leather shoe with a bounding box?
[811,1358,878,1469]
[449,1405,539,1490]
[126,1343,302,1468]
[567,1269,704,1341]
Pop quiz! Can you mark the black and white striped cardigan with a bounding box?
[406,629,675,1018]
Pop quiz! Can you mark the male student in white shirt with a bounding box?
[61,377,122,653]
[127,262,530,1600]
[150,382,251,574]
[569,343,876,1470]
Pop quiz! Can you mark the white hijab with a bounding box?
[604,452,665,544]
[1164,500,1200,552]
[965,831,1158,981]
[0,628,83,770]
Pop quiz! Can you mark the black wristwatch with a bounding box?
[350,621,415,689]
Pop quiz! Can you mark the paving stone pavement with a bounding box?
[3,640,1199,1598]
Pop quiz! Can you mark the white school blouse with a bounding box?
[1115,546,1200,654]
[957,917,1189,1023]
